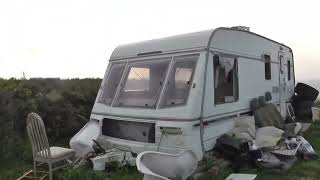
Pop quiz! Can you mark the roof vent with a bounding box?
[231,26,250,31]
[137,51,162,56]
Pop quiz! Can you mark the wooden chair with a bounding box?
[26,112,75,180]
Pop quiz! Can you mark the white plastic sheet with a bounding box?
[255,126,284,148]
[70,121,101,157]
[227,116,255,142]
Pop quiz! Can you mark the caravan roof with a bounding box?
[110,29,213,60]
[110,27,291,61]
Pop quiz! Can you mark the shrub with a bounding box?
[0,78,101,163]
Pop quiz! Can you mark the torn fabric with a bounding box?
[220,56,235,77]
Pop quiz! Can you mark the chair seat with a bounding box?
[38,146,75,159]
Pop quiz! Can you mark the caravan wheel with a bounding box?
[292,101,314,109]
[294,108,313,119]
[295,83,319,101]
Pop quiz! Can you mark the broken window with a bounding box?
[114,58,170,108]
[102,118,155,143]
[287,60,291,81]
[264,54,271,80]
[159,54,198,107]
[98,63,126,105]
[213,54,239,104]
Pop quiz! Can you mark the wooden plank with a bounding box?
[17,170,48,180]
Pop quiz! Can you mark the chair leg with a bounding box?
[33,160,37,178]
[48,162,53,180]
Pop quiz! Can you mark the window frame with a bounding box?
[213,53,239,105]
[158,54,198,108]
[99,53,200,109]
[113,58,172,109]
[98,62,126,106]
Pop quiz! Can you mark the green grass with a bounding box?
[2,122,320,180]
[0,161,141,180]
[0,159,33,180]
[56,166,141,180]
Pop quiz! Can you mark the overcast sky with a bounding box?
[0,0,319,80]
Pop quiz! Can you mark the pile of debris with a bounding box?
[214,83,319,172]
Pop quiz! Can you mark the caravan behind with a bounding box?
[78,27,295,161]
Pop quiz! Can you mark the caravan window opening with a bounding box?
[213,54,239,104]
[114,58,171,108]
[98,63,126,105]
[287,60,291,81]
[264,54,271,80]
[159,54,198,108]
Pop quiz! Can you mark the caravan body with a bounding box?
[89,27,295,160]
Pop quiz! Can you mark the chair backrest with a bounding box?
[26,112,51,159]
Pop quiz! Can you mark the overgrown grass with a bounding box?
[2,123,320,180]
[0,161,142,180]
[56,166,141,180]
[0,158,32,180]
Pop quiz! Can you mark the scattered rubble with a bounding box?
[212,89,319,173]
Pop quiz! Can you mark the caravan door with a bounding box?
[278,51,286,117]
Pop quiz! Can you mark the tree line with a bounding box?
[0,78,101,162]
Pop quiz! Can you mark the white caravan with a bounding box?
[86,27,295,160]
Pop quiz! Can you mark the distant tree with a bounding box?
[0,78,102,161]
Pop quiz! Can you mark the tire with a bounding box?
[292,101,314,109]
[292,94,305,102]
[295,83,319,101]
[295,115,313,123]
[294,108,312,118]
